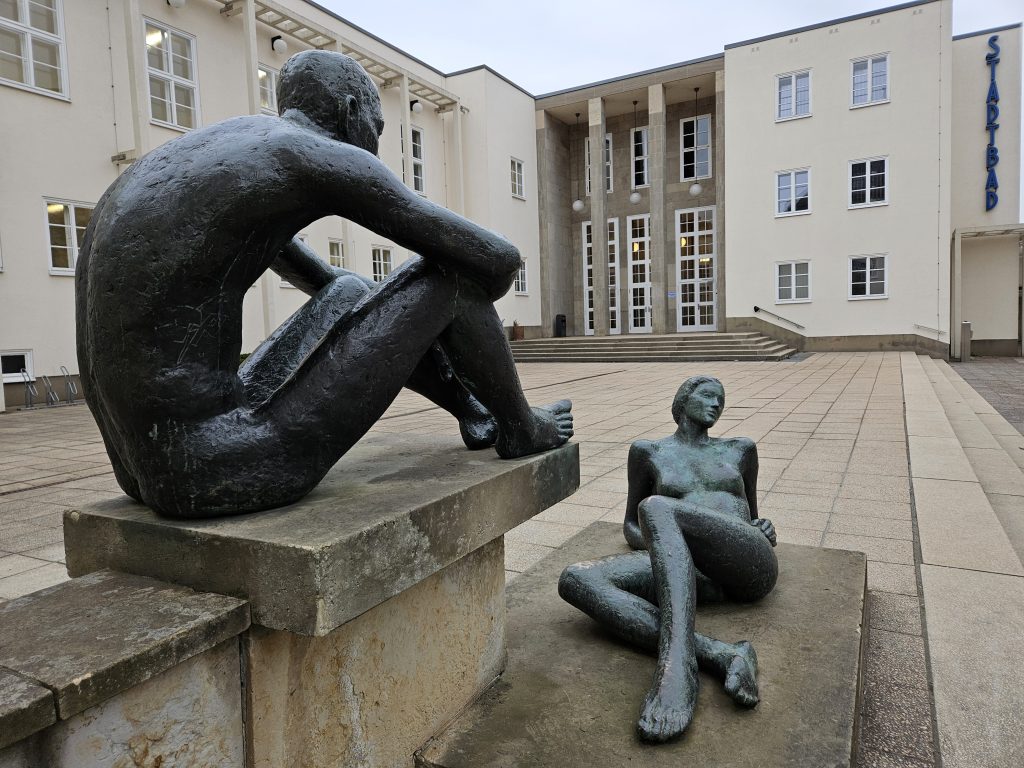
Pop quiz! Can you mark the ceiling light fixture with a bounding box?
[271,35,288,55]
[688,86,703,197]
[572,112,584,212]
[629,99,642,205]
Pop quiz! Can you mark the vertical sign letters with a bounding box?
[985,35,1000,211]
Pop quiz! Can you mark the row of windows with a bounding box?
[775,53,889,122]
[774,256,888,303]
[775,157,888,216]
[36,199,530,294]
[585,115,712,195]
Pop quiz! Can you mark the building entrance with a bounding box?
[628,214,652,333]
[676,206,717,332]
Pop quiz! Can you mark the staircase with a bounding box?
[509,332,797,363]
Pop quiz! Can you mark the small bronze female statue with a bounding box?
[558,375,778,742]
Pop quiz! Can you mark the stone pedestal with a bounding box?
[419,522,868,768]
[63,433,580,768]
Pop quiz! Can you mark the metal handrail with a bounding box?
[60,365,78,404]
[753,305,806,331]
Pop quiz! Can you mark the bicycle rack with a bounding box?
[41,375,60,406]
[60,365,78,404]
[21,369,37,409]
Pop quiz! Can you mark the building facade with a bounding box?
[0,0,1021,411]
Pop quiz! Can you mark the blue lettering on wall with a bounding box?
[985,35,1000,211]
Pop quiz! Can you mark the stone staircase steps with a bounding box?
[510,333,797,363]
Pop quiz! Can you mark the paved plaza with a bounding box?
[2,351,1023,767]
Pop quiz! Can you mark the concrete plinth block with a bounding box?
[64,434,580,635]
[247,537,506,768]
[0,671,54,751]
[418,522,867,768]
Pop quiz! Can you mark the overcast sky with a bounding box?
[316,0,1022,94]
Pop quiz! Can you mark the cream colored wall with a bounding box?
[724,0,954,341]
[951,27,1021,229]
[961,235,1021,339]
[449,69,542,329]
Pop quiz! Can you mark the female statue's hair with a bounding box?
[671,375,723,424]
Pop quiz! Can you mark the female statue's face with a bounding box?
[684,381,725,427]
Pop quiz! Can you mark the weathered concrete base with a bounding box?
[419,522,867,768]
[246,537,506,768]
[726,315,950,358]
[0,639,244,768]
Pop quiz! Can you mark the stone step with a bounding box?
[512,332,763,344]
[512,353,796,363]
[512,340,787,352]
[509,333,797,363]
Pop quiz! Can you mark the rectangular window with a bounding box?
[852,54,888,106]
[0,0,66,97]
[328,238,344,269]
[776,168,810,215]
[45,199,92,274]
[584,134,612,195]
[775,261,811,303]
[372,246,392,283]
[776,70,810,120]
[1,349,33,383]
[680,115,711,180]
[145,20,198,130]
[582,221,594,334]
[850,157,887,207]
[514,259,527,294]
[411,127,424,193]
[632,127,649,189]
[258,64,277,115]
[510,157,525,199]
[849,255,887,299]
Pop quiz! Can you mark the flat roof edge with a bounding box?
[445,65,535,99]
[724,0,938,50]
[953,22,1022,42]
[534,53,724,101]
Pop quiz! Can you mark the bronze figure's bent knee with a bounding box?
[76,50,572,519]
[558,375,777,743]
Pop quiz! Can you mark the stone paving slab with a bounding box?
[0,668,54,750]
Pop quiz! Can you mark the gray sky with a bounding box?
[315,0,1022,94]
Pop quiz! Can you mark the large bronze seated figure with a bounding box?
[559,375,777,743]
[76,50,572,519]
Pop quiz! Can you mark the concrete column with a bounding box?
[536,111,574,337]
[714,69,727,331]
[450,103,466,214]
[123,0,150,158]
[588,97,609,336]
[399,75,413,190]
[951,231,962,359]
[648,83,668,334]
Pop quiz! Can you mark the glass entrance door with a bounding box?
[675,206,717,332]
[627,214,652,333]
[582,221,594,336]
[607,218,621,335]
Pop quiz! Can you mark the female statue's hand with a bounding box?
[752,518,777,547]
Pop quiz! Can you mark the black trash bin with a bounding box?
[554,314,567,338]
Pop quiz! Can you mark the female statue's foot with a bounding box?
[723,640,759,708]
[637,664,698,743]
[495,400,573,459]
[458,398,498,450]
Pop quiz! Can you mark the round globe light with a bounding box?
[689,182,703,197]
[271,36,288,55]
[572,199,584,213]
[410,100,423,113]
[166,0,187,8]
[629,191,641,205]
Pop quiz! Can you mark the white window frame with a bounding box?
[410,126,425,194]
[258,64,278,115]
[607,217,620,334]
[849,254,888,300]
[775,168,811,217]
[510,157,525,199]
[631,126,649,189]
[328,238,344,269]
[851,53,889,108]
[372,246,392,283]
[144,18,199,131]
[775,260,811,304]
[584,133,612,195]
[680,115,712,181]
[0,0,68,99]
[1,349,34,383]
[849,156,888,209]
[44,197,92,276]
[514,258,528,295]
[776,69,811,121]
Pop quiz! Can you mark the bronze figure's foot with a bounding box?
[458,400,498,450]
[723,640,760,707]
[637,663,698,743]
[495,399,573,459]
